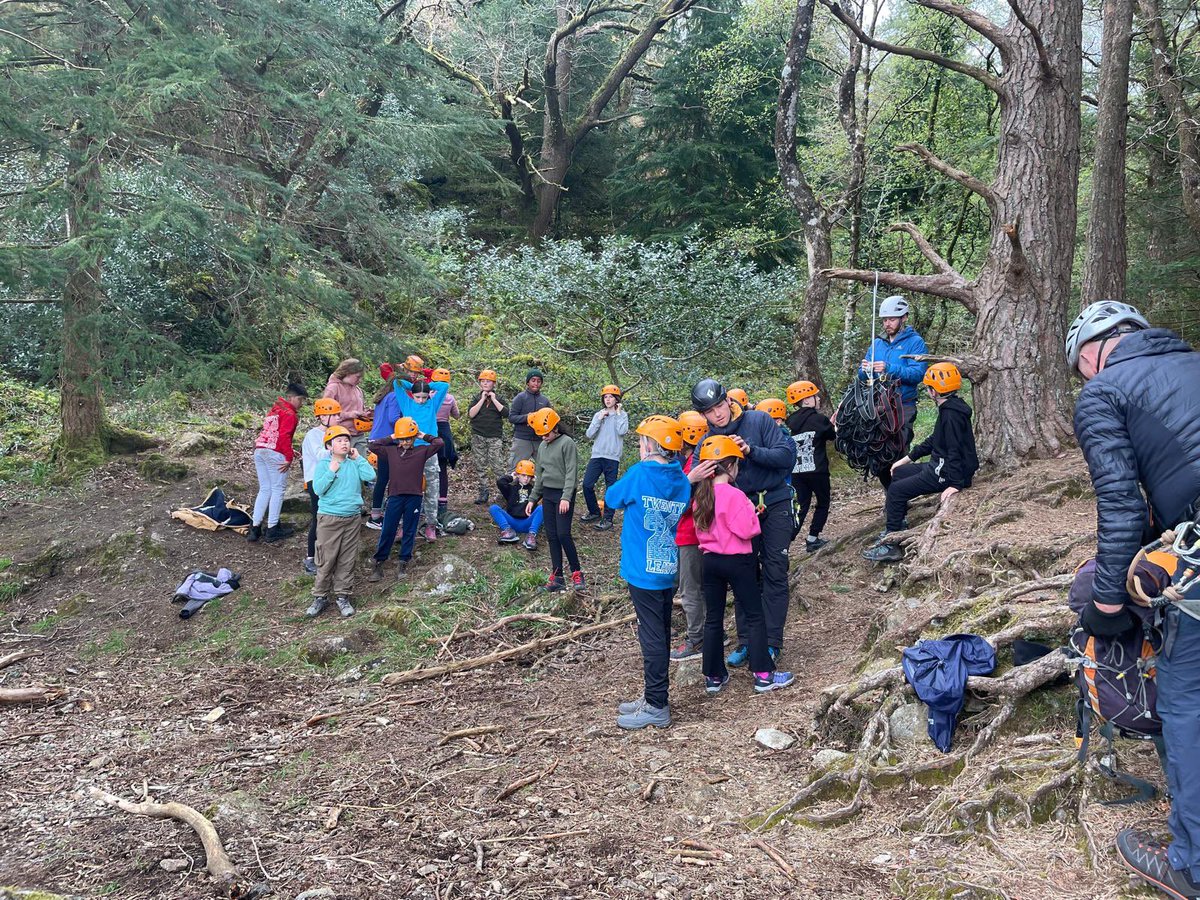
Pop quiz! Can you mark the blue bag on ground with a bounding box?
[901,633,996,752]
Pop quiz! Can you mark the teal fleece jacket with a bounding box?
[313,454,376,517]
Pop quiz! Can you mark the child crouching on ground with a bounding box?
[308,426,376,618]
[490,460,543,551]
[368,417,443,582]
[301,398,342,575]
[693,436,794,695]
[786,380,837,552]
[605,416,692,730]
[669,410,709,662]
[525,408,585,593]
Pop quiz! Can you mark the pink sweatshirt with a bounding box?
[322,375,367,430]
[437,394,461,424]
[697,482,762,555]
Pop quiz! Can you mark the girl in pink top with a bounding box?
[692,436,794,696]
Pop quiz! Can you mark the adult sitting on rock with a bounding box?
[508,368,551,469]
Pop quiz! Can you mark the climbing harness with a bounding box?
[834,272,908,481]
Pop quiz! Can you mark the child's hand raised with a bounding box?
[348,447,360,460]
[688,459,718,483]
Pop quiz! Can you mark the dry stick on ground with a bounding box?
[750,838,797,881]
[0,685,65,705]
[88,787,240,882]
[382,615,637,685]
[437,725,505,746]
[0,649,39,670]
[424,613,567,645]
[496,759,559,802]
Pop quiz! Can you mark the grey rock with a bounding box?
[159,858,188,873]
[175,431,226,457]
[294,890,335,900]
[753,728,796,751]
[302,635,363,667]
[416,554,477,598]
[889,702,929,746]
[673,658,704,687]
[813,748,851,769]
[212,790,271,832]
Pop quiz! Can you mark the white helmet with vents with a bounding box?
[1065,300,1150,368]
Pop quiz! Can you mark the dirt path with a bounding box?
[0,442,1149,899]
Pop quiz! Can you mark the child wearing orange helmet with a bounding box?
[669,410,709,663]
[582,385,629,531]
[785,381,837,553]
[490,459,543,550]
[308,426,376,619]
[468,369,508,506]
[301,398,343,575]
[524,407,585,593]
[864,363,978,562]
[368,418,444,582]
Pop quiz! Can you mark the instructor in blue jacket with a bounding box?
[690,378,797,665]
[859,294,928,487]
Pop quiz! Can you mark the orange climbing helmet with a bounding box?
[727,388,750,409]
[405,354,425,373]
[313,398,342,417]
[786,380,819,405]
[637,415,684,452]
[757,398,787,422]
[323,425,352,446]
[431,368,451,383]
[677,410,708,446]
[698,435,744,461]
[515,459,536,477]
[479,369,498,383]
[367,452,378,467]
[923,362,963,394]
[601,384,622,398]
[353,417,373,432]
[392,417,420,440]
[528,408,561,436]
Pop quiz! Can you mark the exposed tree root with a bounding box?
[0,685,66,705]
[0,650,39,671]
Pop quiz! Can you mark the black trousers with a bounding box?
[792,471,831,539]
[306,482,319,558]
[878,403,917,489]
[630,585,675,708]
[541,487,580,575]
[703,553,772,679]
[885,463,943,531]
[733,498,792,649]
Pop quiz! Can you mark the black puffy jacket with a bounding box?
[1074,329,1200,609]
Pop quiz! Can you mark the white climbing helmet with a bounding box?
[1065,300,1150,368]
[878,295,909,318]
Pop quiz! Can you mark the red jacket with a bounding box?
[675,454,698,547]
[255,399,299,462]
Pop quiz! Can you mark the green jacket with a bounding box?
[530,435,578,503]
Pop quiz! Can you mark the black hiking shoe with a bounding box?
[593,519,614,531]
[805,537,828,553]
[247,524,262,542]
[863,541,904,563]
[474,488,488,506]
[1116,828,1200,899]
[263,523,295,543]
[580,512,601,523]
[367,560,385,583]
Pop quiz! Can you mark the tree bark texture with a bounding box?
[1082,0,1132,304]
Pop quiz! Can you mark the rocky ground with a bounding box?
[0,427,1167,899]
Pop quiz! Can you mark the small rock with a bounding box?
[175,431,226,456]
[302,635,364,666]
[417,863,439,877]
[159,858,188,873]
[514,853,531,867]
[673,658,704,688]
[872,852,892,866]
[754,728,795,751]
[888,703,928,747]
[813,748,850,769]
[202,706,226,723]
[294,890,335,900]
[415,554,478,598]
[369,606,415,635]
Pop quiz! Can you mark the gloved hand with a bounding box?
[1080,601,1137,637]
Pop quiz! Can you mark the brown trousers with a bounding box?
[313,513,361,598]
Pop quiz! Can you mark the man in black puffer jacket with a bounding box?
[690,378,797,664]
[864,362,977,562]
[1065,302,1200,899]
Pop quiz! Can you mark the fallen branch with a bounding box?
[750,838,797,881]
[496,759,560,802]
[424,613,567,645]
[0,649,39,671]
[88,786,239,882]
[642,778,658,802]
[0,684,65,705]
[438,725,505,746]
[383,615,637,685]
[476,828,588,844]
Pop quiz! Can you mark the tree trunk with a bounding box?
[1081,0,1132,304]
[968,7,1081,462]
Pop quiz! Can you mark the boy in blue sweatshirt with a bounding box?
[309,426,376,619]
[396,377,450,541]
[604,416,692,730]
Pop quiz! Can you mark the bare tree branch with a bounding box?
[897,142,997,208]
[911,0,1009,53]
[822,266,977,310]
[886,222,963,278]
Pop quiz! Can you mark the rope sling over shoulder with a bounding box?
[835,272,909,481]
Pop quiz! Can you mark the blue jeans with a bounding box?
[1159,608,1200,881]
[252,448,289,527]
[374,494,422,562]
[582,457,619,519]
[489,504,544,535]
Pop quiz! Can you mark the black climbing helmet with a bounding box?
[691,378,727,412]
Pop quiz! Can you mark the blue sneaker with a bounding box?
[753,671,795,693]
[705,675,730,695]
[726,645,749,667]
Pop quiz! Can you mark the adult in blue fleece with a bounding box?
[604,458,691,589]
[859,298,928,489]
[1069,312,1200,893]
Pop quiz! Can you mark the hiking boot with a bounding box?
[726,645,749,667]
[705,675,730,695]
[669,640,702,662]
[522,533,538,552]
[474,487,488,506]
[335,596,355,618]
[863,541,904,563]
[618,697,647,715]
[367,560,385,583]
[544,573,566,593]
[396,558,409,578]
[753,671,795,693]
[306,596,328,618]
[1116,828,1200,900]
[247,524,262,542]
[617,701,671,730]
[805,537,828,553]
[424,524,437,542]
[498,528,519,544]
[263,523,295,543]
[364,517,383,531]
[593,519,614,531]
[571,570,587,593]
[878,521,908,541]
[303,557,317,576]
[580,512,601,523]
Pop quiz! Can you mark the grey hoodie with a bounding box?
[585,408,629,461]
